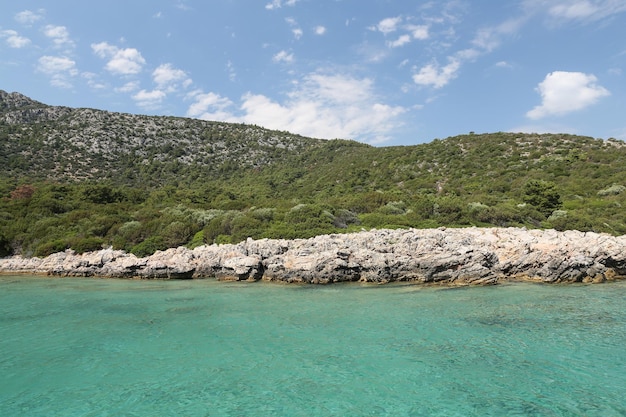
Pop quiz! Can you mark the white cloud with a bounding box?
[387,34,411,48]
[372,19,429,50]
[37,55,76,74]
[36,55,77,88]
[0,30,31,48]
[314,26,327,35]
[132,89,166,109]
[526,71,610,119]
[186,72,406,143]
[92,42,146,75]
[549,0,598,18]
[273,50,294,63]
[186,91,236,121]
[242,73,406,143]
[265,0,299,10]
[43,25,74,49]
[152,63,192,92]
[14,9,44,25]
[82,72,107,90]
[471,17,525,52]
[226,60,237,82]
[175,1,192,11]
[411,15,523,89]
[412,58,461,88]
[407,24,429,40]
[549,0,626,21]
[372,16,403,34]
[524,0,626,22]
[286,17,303,39]
[115,81,140,93]
[357,42,389,63]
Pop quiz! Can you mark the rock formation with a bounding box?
[1,227,625,285]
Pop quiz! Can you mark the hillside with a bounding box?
[0,89,336,185]
[1,90,625,257]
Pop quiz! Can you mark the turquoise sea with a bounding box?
[1,276,625,416]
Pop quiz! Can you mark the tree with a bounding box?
[523,180,562,216]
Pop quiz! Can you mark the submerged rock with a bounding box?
[1,227,625,285]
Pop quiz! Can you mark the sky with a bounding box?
[1,0,625,146]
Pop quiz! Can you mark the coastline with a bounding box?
[1,227,625,285]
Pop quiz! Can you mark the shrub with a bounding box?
[162,221,194,247]
[70,237,105,253]
[471,204,523,227]
[597,184,625,196]
[131,236,167,257]
[360,213,410,229]
[230,215,264,242]
[333,209,359,228]
[379,201,407,215]
[81,185,123,204]
[188,230,205,249]
[34,239,69,257]
[251,207,275,222]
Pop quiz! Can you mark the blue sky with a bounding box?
[1,1,625,145]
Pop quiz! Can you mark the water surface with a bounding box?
[1,276,625,416]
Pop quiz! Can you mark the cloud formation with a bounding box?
[152,63,192,92]
[14,9,44,25]
[524,0,626,22]
[371,16,430,48]
[314,26,326,35]
[372,16,403,34]
[186,91,236,121]
[36,55,77,88]
[286,17,303,39]
[91,42,146,75]
[526,71,610,119]
[265,0,299,10]
[412,58,461,89]
[0,30,31,48]
[43,25,74,49]
[132,89,167,109]
[408,0,619,93]
[273,50,294,63]
[186,72,406,143]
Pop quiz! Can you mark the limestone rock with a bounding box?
[2,228,626,285]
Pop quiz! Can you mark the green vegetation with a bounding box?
[1,90,625,257]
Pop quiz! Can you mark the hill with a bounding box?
[0,89,335,186]
[1,90,625,257]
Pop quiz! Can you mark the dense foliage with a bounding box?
[1,90,625,257]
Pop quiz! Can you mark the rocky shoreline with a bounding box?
[1,227,626,285]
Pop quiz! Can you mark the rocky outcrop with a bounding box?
[1,228,626,285]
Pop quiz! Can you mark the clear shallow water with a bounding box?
[1,277,625,417]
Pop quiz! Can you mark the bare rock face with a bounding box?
[1,228,626,285]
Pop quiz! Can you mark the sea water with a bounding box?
[1,276,625,417]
